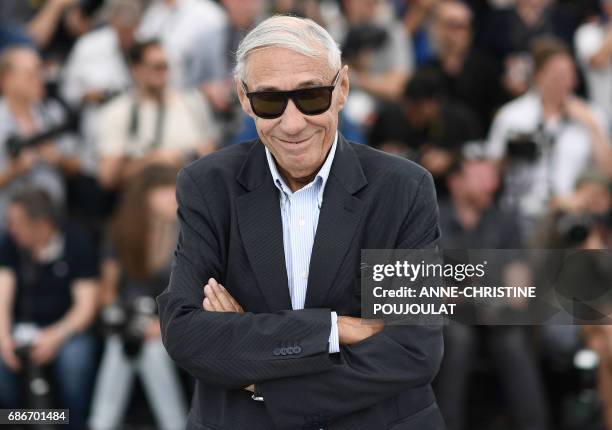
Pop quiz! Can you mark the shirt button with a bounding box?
[299,219,305,227]
[301,271,308,279]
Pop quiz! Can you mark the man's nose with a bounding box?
[278,98,307,135]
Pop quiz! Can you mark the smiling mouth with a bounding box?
[278,136,312,144]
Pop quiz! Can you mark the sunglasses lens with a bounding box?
[295,88,332,115]
[251,93,287,118]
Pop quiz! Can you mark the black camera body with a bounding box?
[506,133,539,161]
[12,341,56,430]
[556,211,612,247]
[6,121,74,159]
[100,296,158,358]
[342,24,389,64]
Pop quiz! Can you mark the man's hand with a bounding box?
[30,326,66,366]
[37,143,63,166]
[10,149,37,178]
[338,316,384,345]
[0,335,21,371]
[203,278,244,313]
[144,317,162,340]
[565,97,598,130]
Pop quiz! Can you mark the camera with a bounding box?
[99,296,158,358]
[556,210,612,247]
[342,24,389,64]
[506,132,539,161]
[6,121,75,159]
[12,324,55,425]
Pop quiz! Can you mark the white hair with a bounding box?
[234,15,342,82]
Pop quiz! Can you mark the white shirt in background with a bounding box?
[60,26,133,175]
[136,0,227,88]
[487,91,607,218]
[97,89,218,159]
[575,22,612,127]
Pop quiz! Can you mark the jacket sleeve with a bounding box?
[157,168,333,388]
[258,171,444,429]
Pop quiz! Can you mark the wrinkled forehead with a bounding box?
[243,46,336,91]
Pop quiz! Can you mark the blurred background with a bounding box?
[1,0,612,429]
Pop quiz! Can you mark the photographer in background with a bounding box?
[88,164,187,430]
[534,172,612,429]
[421,0,502,132]
[435,144,549,430]
[338,0,413,102]
[486,36,612,238]
[0,188,99,430]
[0,46,82,230]
[369,70,482,195]
[96,40,218,191]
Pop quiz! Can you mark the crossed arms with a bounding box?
[157,168,443,428]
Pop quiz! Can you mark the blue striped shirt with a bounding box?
[265,133,340,354]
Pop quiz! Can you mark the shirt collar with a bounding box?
[265,131,338,206]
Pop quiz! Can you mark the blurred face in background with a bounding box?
[534,53,576,104]
[432,1,472,56]
[238,47,349,188]
[516,0,550,15]
[450,160,500,210]
[148,185,178,222]
[404,98,439,129]
[0,49,45,104]
[133,44,169,97]
[602,0,612,19]
[221,0,263,28]
[108,1,142,51]
[7,204,48,251]
[343,0,382,24]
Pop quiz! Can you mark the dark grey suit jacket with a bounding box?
[157,135,445,430]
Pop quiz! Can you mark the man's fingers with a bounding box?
[211,282,236,312]
[204,284,224,311]
[203,278,244,313]
[203,297,215,312]
[205,278,238,312]
[219,285,244,313]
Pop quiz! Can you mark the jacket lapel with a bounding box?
[305,136,367,308]
[236,142,292,312]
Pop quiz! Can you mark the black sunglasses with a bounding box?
[242,70,341,119]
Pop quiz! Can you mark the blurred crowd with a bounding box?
[1,0,612,429]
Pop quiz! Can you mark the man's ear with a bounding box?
[235,75,256,119]
[336,65,350,112]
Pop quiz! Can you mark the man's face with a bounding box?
[221,0,262,28]
[237,47,349,184]
[405,98,438,128]
[535,54,576,103]
[516,0,549,13]
[604,0,612,18]
[454,160,499,209]
[1,50,45,103]
[134,45,169,95]
[432,2,472,55]
[343,0,382,24]
[7,204,41,250]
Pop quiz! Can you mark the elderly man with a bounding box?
[157,15,444,430]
